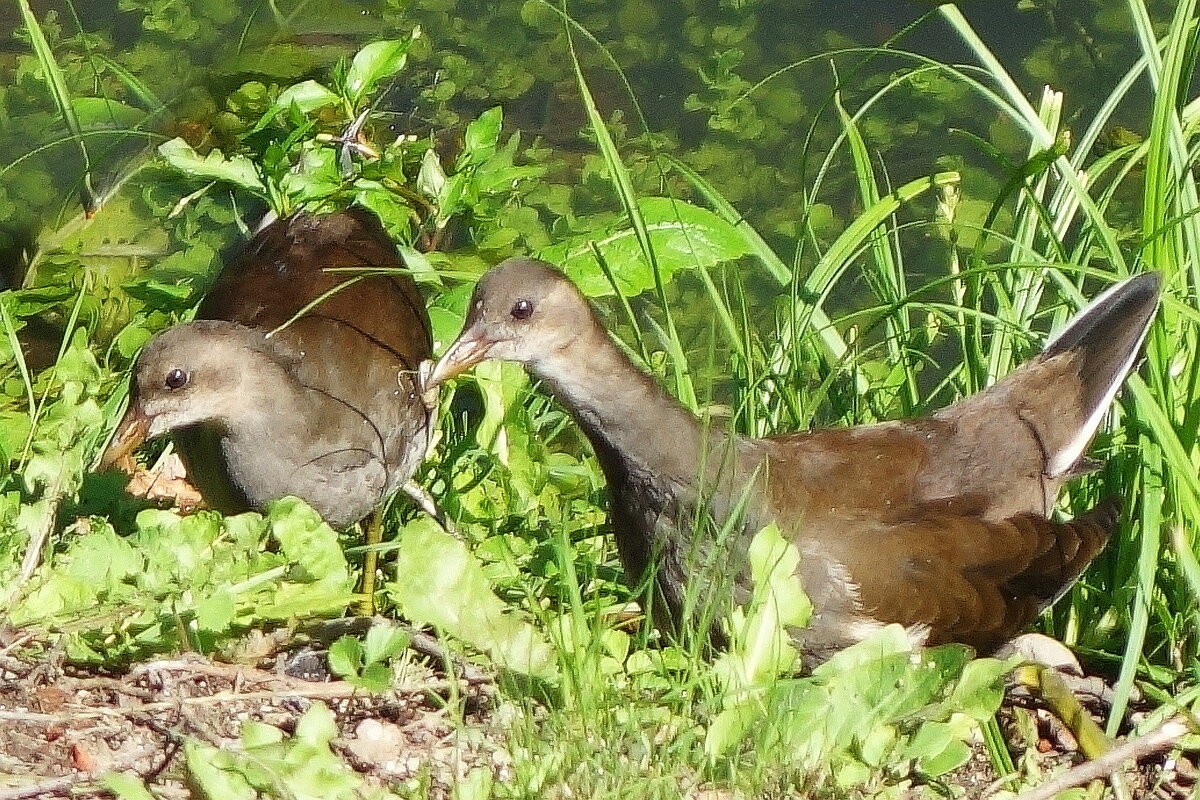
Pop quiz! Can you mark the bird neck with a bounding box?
[216,356,306,444]
[530,326,717,483]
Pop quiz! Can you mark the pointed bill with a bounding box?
[99,406,150,471]
[422,331,496,393]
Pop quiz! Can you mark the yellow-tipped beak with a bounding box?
[99,406,150,471]
[422,332,495,393]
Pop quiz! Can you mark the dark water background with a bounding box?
[0,0,1171,353]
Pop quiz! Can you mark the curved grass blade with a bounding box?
[16,0,97,214]
[567,30,695,408]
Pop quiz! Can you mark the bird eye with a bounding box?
[510,299,534,320]
[164,368,189,390]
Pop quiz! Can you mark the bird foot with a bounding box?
[997,632,1083,675]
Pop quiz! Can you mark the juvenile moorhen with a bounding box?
[425,259,1160,664]
[102,208,432,533]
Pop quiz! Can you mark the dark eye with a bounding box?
[164,368,188,390]
[510,299,534,320]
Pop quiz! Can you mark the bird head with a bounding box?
[100,321,275,469]
[424,258,595,389]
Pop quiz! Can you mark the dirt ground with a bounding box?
[0,640,1193,800]
[0,641,502,800]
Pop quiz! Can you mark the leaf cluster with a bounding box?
[7,498,353,665]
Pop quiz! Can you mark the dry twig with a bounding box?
[1011,719,1190,800]
[0,775,79,800]
[0,678,455,724]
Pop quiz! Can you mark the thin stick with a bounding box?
[0,679,455,724]
[1010,719,1189,800]
[0,776,78,800]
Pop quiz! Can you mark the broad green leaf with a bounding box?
[273,80,341,115]
[267,497,350,586]
[539,197,752,298]
[240,720,285,750]
[328,635,363,679]
[905,721,972,776]
[345,35,416,106]
[71,97,146,128]
[194,589,236,632]
[159,138,267,196]
[812,624,914,678]
[293,701,339,747]
[386,517,557,681]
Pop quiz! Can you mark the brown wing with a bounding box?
[199,208,432,373]
[826,498,1118,653]
[199,208,433,505]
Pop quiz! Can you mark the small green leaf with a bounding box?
[185,740,256,800]
[363,622,410,666]
[704,696,759,758]
[345,35,417,106]
[100,772,156,800]
[194,589,235,632]
[906,721,972,776]
[463,106,503,159]
[357,662,393,692]
[418,148,448,202]
[273,80,341,115]
[158,138,267,196]
[240,720,285,750]
[858,724,898,767]
[292,702,339,748]
[949,656,1013,720]
[327,635,363,679]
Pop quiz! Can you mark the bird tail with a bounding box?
[1039,273,1161,478]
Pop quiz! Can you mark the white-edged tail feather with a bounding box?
[1042,273,1160,477]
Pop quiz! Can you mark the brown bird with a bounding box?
[102,209,433,592]
[424,259,1159,664]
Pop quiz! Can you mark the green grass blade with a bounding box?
[0,301,36,418]
[938,5,1128,276]
[833,89,917,410]
[1106,437,1163,736]
[1170,526,1200,608]
[16,0,96,212]
[803,172,959,307]
[1139,0,1198,277]
[567,33,695,409]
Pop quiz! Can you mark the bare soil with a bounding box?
[0,643,1193,800]
[0,645,500,800]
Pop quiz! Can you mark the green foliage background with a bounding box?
[1,0,1198,796]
